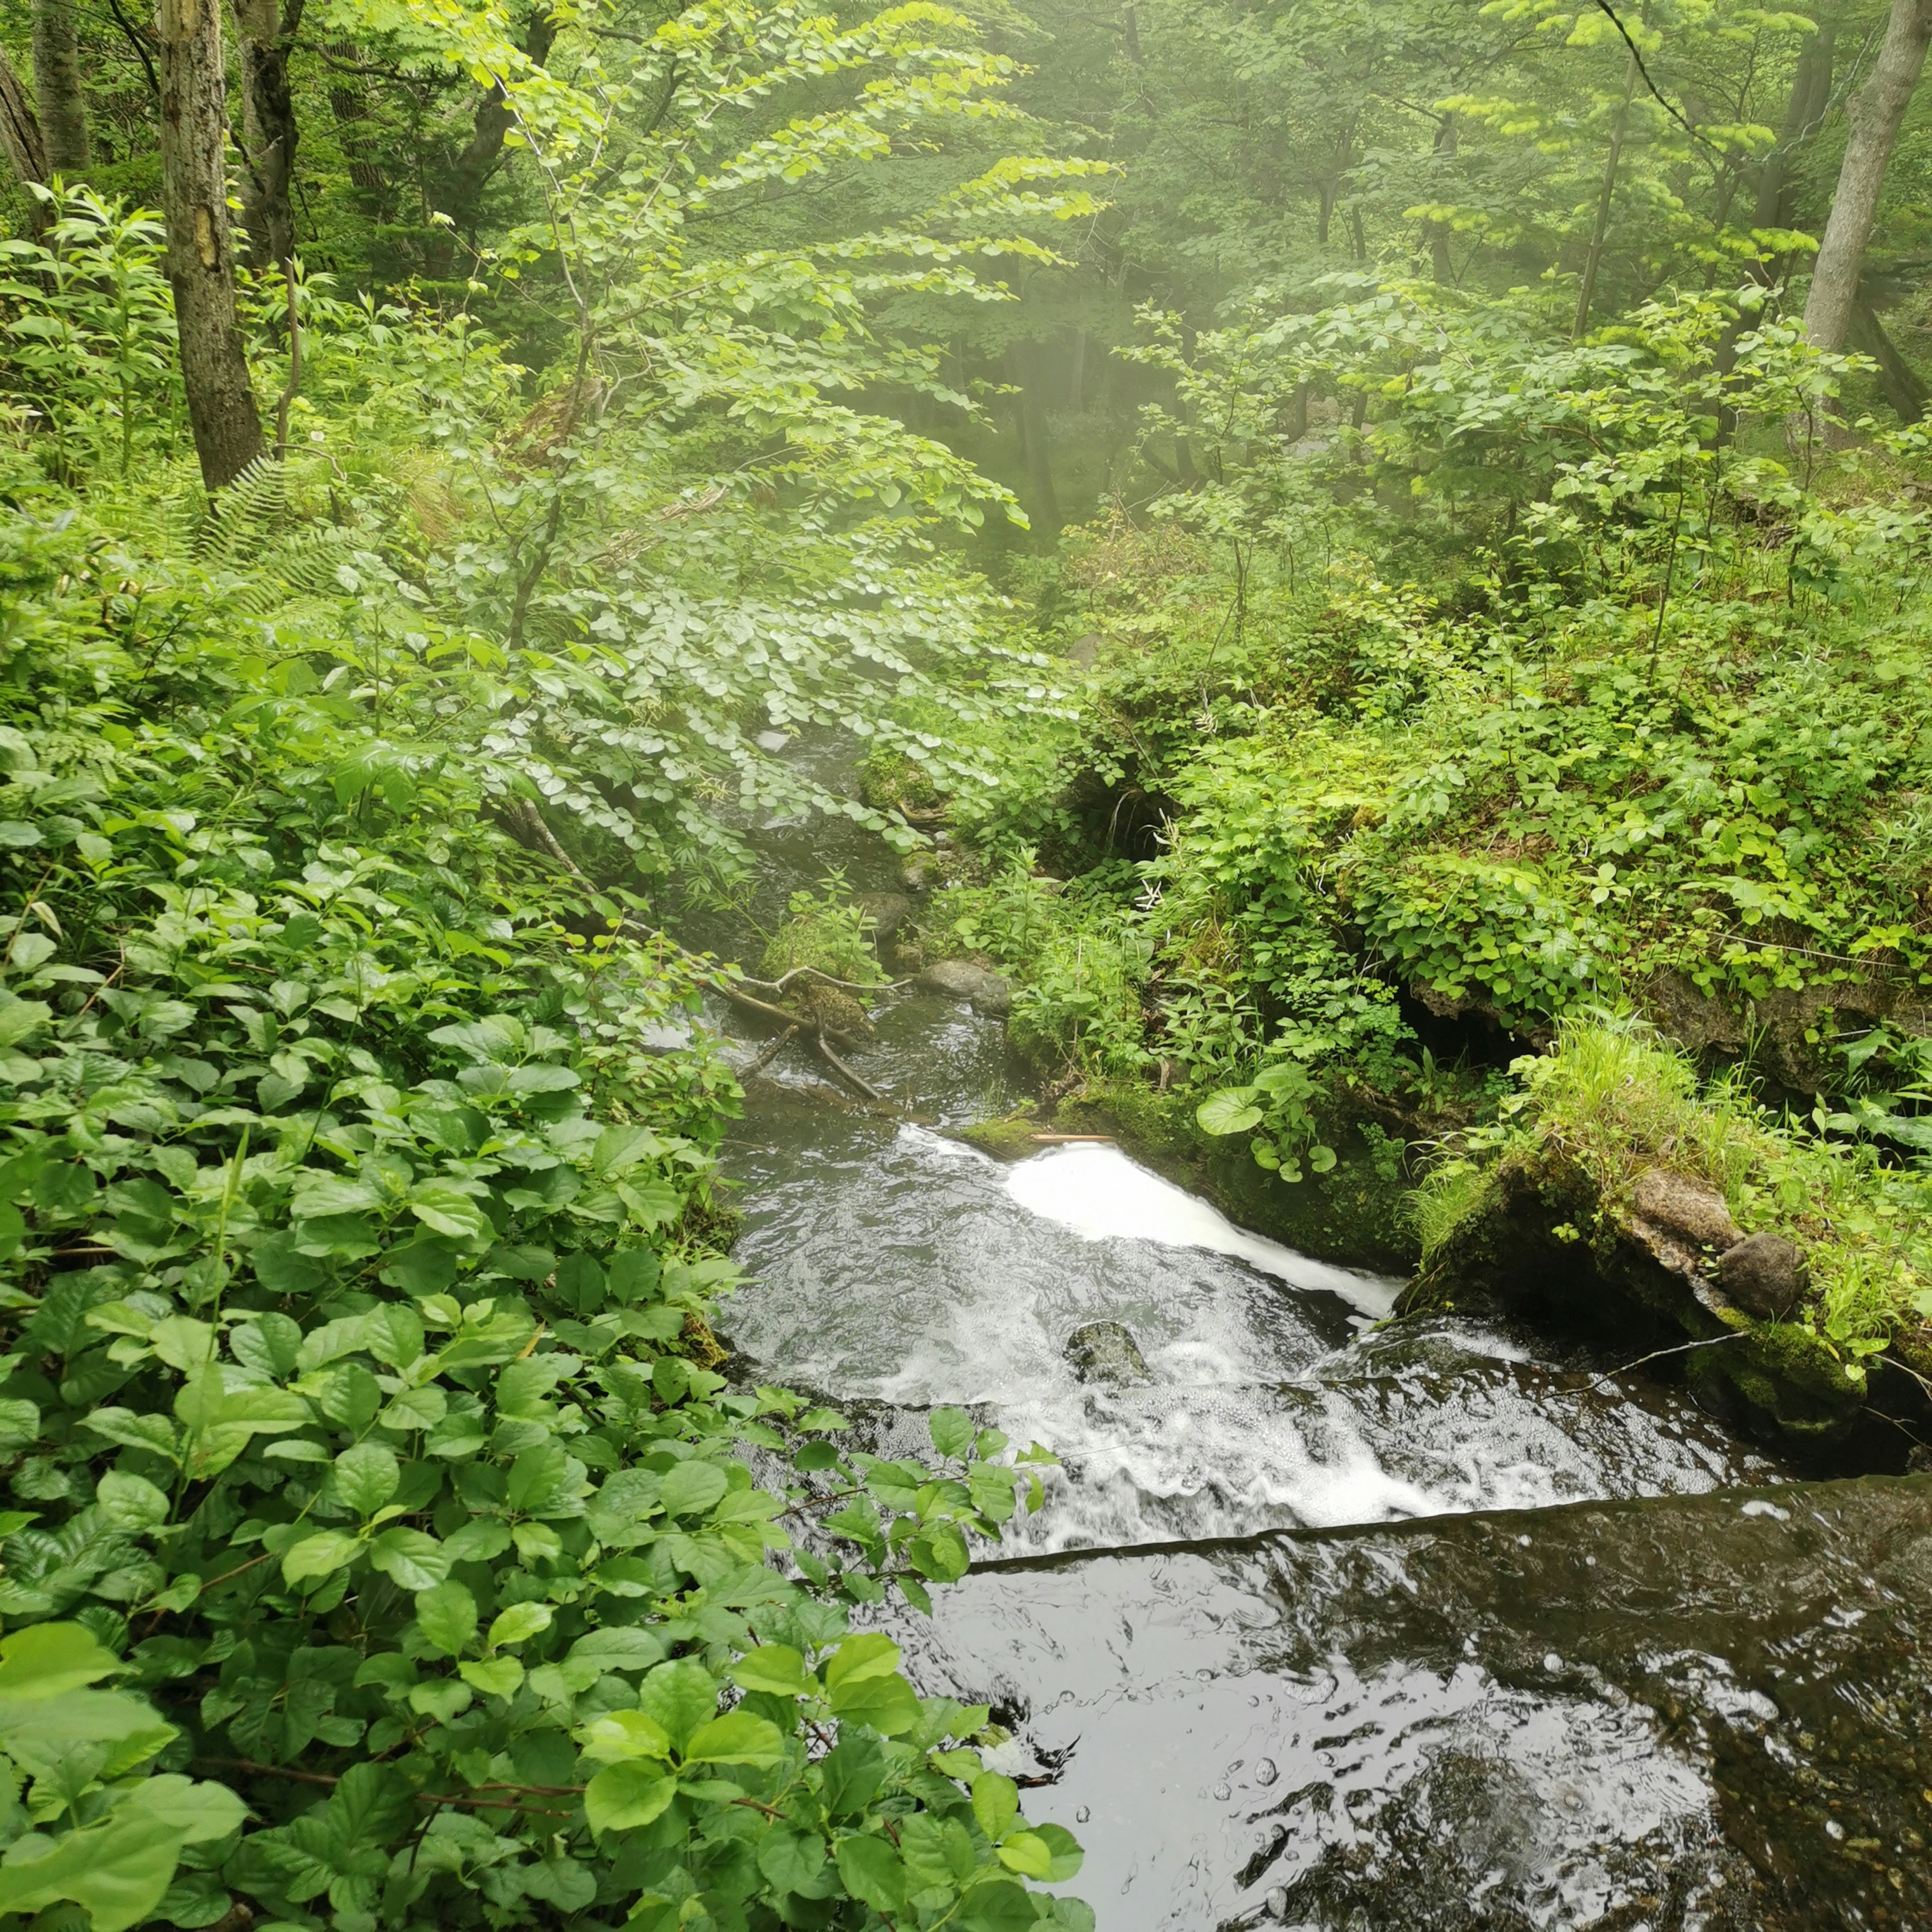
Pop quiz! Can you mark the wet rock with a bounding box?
[918,959,1012,1018]
[1717,1232,1810,1320]
[1630,1168,1741,1251]
[1067,631,1102,669]
[801,980,871,1035]
[900,852,941,893]
[855,892,912,945]
[1066,1320,1150,1387]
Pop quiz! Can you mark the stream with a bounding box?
[681,745,1932,1930]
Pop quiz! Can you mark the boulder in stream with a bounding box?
[1717,1231,1809,1319]
[919,959,1012,1017]
[1066,1320,1151,1387]
[856,892,913,945]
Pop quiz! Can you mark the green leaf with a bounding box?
[823,1632,900,1692]
[584,1761,677,1835]
[282,1530,361,1586]
[576,1709,672,1763]
[414,1581,478,1657]
[332,1441,400,1516]
[756,1826,827,1895]
[96,1470,170,1534]
[657,1459,728,1518]
[636,1657,719,1750]
[971,1772,1018,1843]
[728,1643,813,1698]
[928,1406,975,1459]
[0,1808,183,1932]
[996,1830,1055,1877]
[1196,1089,1263,1136]
[1030,1822,1085,1882]
[368,1528,449,1590]
[457,1657,524,1698]
[957,1880,1041,1932]
[486,1601,552,1649]
[828,1669,922,1736]
[0,1622,125,1698]
[683,1710,784,1766]
[408,1184,494,1242]
[834,1834,906,1913]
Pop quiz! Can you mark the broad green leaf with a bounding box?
[996,1830,1055,1878]
[1196,1089,1264,1136]
[368,1527,449,1590]
[728,1643,813,1698]
[95,1470,170,1534]
[333,1441,400,1516]
[928,1406,975,1459]
[0,1808,183,1932]
[756,1827,827,1894]
[682,1710,784,1766]
[282,1530,361,1585]
[635,1656,719,1750]
[486,1601,553,1649]
[584,1761,676,1835]
[823,1632,900,1691]
[834,1835,906,1914]
[971,1772,1019,1843]
[414,1581,478,1657]
[0,1622,125,1699]
[657,1459,728,1518]
[576,1710,673,1764]
[826,1669,922,1737]
[458,1657,525,1698]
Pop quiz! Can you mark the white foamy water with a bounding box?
[722,1104,1781,1554]
[1005,1141,1401,1318]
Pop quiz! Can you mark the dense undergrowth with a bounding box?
[0,116,1096,1932]
[911,280,1932,1358]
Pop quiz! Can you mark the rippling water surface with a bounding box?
[694,748,1929,1929]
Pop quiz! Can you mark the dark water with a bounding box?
[693,740,1930,1929]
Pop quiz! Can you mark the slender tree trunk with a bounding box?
[159,0,266,491]
[1574,55,1639,341]
[30,0,88,177]
[1424,116,1458,284]
[1804,0,1932,355]
[235,0,304,270]
[0,51,49,228]
[1850,294,1927,420]
[1068,326,1086,414]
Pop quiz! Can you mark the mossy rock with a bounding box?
[957,1116,1045,1161]
[1408,1144,1870,1447]
[1053,1081,1419,1275]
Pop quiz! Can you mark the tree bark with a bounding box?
[159,0,266,492]
[1424,116,1458,284]
[235,0,304,270]
[1753,13,1838,242]
[1850,293,1927,420]
[1803,0,1932,355]
[439,3,555,238]
[0,51,49,228]
[1574,54,1639,341]
[30,0,89,177]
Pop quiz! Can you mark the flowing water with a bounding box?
[686,744,1931,1929]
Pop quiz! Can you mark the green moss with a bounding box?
[957,1116,1045,1161]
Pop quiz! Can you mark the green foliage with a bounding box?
[759,875,885,990]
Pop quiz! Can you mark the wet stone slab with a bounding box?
[892,1475,1932,1931]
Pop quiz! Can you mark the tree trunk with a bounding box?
[1803,0,1932,355]
[0,51,49,228]
[1574,54,1639,341]
[439,4,555,238]
[235,0,304,270]
[159,0,266,492]
[1850,294,1927,420]
[1425,117,1458,284]
[1754,14,1838,240]
[30,0,89,177]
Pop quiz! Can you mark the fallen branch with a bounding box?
[741,1025,798,1078]
[814,1026,883,1102]
[1030,1134,1115,1144]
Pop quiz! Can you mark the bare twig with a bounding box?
[814,1026,882,1102]
[740,1025,798,1078]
